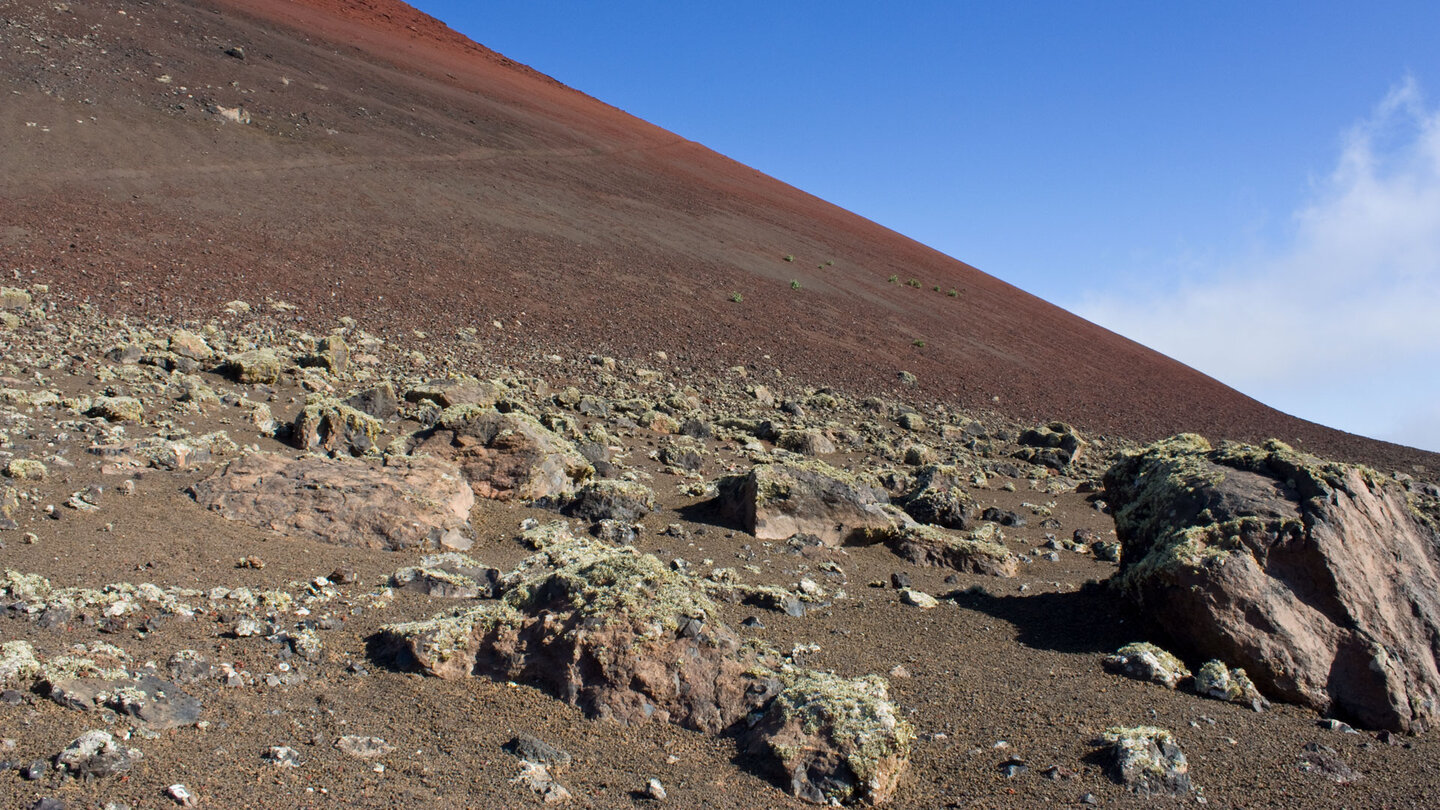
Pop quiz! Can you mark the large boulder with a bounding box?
[717,459,896,545]
[382,531,767,733]
[1104,435,1440,731]
[190,451,474,550]
[411,406,592,504]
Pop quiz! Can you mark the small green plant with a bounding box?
[932,285,941,292]
[729,292,743,303]
[906,279,921,288]
[783,254,795,262]
[888,274,899,284]
[790,280,802,290]
[824,260,834,267]
[947,288,959,297]
[912,339,926,348]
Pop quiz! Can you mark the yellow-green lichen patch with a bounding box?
[757,667,915,805]
[506,548,717,636]
[382,603,523,672]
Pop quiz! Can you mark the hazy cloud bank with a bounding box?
[1076,78,1440,453]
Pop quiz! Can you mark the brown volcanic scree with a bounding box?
[0,0,1434,477]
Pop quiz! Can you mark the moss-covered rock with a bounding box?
[225,349,282,384]
[3,458,48,481]
[1194,660,1269,711]
[86,395,145,423]
[565,479,657,523]
[897,464,978,530]
[412,408,593,504]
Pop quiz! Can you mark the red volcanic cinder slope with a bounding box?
[0,0,1431,473]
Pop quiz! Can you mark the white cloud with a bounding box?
[1075,78,1440,453]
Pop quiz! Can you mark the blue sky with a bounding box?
[412,1,1440,453]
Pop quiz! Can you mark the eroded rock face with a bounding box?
[717,460,896,546]
[1105,435,1440,731]
[190,451,473,550]
[411,406,592,504]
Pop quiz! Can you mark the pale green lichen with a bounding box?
[382,602,522,668]
[1103,642,1191,689]
[1107,434,1367,596]
[506,549,717,635]
[294,394,382,455]
[762,667,915,804]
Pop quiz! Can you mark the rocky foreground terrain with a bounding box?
[3,284,1440,809]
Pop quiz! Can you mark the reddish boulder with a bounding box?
[1105,435,1440,731]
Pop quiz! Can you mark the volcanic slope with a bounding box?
[0,0,1433,474]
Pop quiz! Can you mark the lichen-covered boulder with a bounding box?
[382,525,913,805]
[1194,660,1269,712]
[86,396,144,423]
[896,464,978,530]
[1099,726,1191,796]
[1015,421,1086,471]
[1102,642,1191,690]
[717,459,895,546]
[292,394,383,456]
[871,523,1018,577]
[381,528,771,733]
[411,406,592,504]
[777,429,836,456]
[1105,435,1440,731]
[0,286,32,311]
[3,458,47,481]
[190,451,473,550]
[565,479,656,523]
[0,640,42,686]
[225,349,282,384]
[747,669,913,806]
